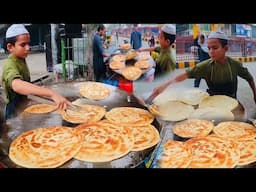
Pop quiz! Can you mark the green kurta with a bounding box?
[154,46,176,76]
[186,56,253,97]
[2,54,31,104]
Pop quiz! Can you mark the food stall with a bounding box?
[0,81,163,168]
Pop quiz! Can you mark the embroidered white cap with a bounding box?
[208,31,228,40]
[6,24,29,38]
[161,24,176,35]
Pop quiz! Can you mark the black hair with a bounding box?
[162,32,176,45]
[97,24,105,32]
[219,39,228,47]
[5,36,17,46]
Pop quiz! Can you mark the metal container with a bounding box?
[0,81,163,168]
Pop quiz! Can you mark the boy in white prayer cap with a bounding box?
[2,24,72,119]
[148,31,256,103]
[138,24,176,77]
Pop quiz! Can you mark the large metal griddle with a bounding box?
[150,102,256,168]
[0,81,163,168]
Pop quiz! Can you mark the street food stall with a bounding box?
[1,79,256,168]
[0,81,163,168]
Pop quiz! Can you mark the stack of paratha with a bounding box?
[121,66,142,81]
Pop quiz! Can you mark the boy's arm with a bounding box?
[148,72,188,101]
[12,79,72,110]
[138,47,154,52]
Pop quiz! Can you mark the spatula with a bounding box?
[133,94,160,116]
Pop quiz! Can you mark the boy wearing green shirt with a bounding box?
[2,24,71,119]
[138,24,176,77]
[148,31,256,103]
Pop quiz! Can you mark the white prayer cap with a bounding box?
[161,24,176,35]
[208,31,228,40]
[6,24,29,38]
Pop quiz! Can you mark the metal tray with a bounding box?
[0,81,162,168]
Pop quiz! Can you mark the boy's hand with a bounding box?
[147,83,169,102]
[51,93,72,111]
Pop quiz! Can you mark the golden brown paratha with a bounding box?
[213,121,256,140]
[79,82,110,100]
[74,120,134,162]
[61,104,106,124]
[109,61,125,70]
[134,60,150,69]
[158,140,193,168]
[125,49,137,60]
[105,107,154,125]
[112,54,125,62]
[139,53,150,60]
[128,124,160,151]
[173,119,214,138]
[9,126,83,168]
[120,43,131,50]
[185,135,240,168]
[24,104,57,114]
[236,138,256,166]
[121,66,142,81]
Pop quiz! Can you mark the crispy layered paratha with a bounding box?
[213,121,256,140]
[109,61,125,70]
[185,135,240,168]
[134,60,150,70]
[24,104,57,114]
[128,124,160,151]
[74,120,134,162]
[121,66,142,81]
[125,49,137,60]
[173,119,214,138]
[105,107,154,125]
[79,82,110,100]
[236,138,256,166]
[61,104,106,124]
[112,54,125,62]
[9,126,83,168]
[158,140,193,168]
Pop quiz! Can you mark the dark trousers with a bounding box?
[194,78,201,88]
